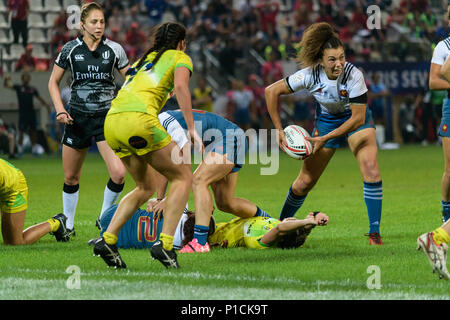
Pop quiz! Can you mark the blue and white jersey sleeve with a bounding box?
[158,111,189,150]
[431,38,450,66]
[284,67,313,93]
[345,67,368,99]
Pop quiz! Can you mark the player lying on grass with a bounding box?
[91,199,329,252]
[417,219,450,280]
[158,109,272,254]
[0,158,68,245]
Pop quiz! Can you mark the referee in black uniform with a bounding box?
[48,2,130,240]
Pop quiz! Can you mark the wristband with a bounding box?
[56,112,68,118]
[312,211,320,217]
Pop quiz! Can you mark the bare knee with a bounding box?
[110,169,126,185]
[215,199,234,213]
[361,159,381,182]
[292,177,316,195]
[64,171,81,185]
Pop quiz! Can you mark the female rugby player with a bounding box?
[265,22,384,245]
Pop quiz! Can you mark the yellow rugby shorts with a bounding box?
[104,112,172,158]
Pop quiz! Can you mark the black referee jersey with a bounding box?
[54,35,129,113]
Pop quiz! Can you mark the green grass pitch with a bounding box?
[0,144,449,300]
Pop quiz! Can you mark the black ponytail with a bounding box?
[126,22,186,76]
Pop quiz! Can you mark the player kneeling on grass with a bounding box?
[0,158,68,245]
[92,201,329,252]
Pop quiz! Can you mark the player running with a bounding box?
[0,158,67,245]
[429,5,450,223]
[265,22,384,245]
[91,22,203,269]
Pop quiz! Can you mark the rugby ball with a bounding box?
[282,125,312,160]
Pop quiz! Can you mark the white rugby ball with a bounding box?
[282,125,312,160]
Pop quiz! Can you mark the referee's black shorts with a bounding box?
[62,107,108,149]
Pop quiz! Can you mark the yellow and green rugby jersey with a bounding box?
[209,216,280,249]
[109,50,193,117]
[0,158,20,194]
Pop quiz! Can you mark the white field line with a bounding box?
[0,268,448,300]
[0,277,447,300]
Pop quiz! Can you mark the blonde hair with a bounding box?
[80,2,103,24]
[296,22,343,68]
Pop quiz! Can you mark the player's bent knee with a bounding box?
[362,160,381,181]
[292,178,315,195]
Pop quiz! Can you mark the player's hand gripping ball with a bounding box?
[282,125,312,160]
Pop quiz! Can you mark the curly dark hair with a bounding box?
[181,211,216,247]
[296,22,343,68]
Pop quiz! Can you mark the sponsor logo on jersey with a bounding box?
[339,89,348,97]
[443,124,448,133]
[74,54,84,61]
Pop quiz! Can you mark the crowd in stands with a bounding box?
[0,0,449,158]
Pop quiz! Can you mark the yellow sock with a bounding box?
[103,231,118,245]
[47,218,60,232]
[159,233,174,251]
[433,227,450,246]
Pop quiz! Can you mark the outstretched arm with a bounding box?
[260,212,329,246]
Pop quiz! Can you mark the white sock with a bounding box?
[63,190,79,230]
[100,186,122,218]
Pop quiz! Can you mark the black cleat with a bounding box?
[50,213,70,242]
[93,237,127,269]
[150,241,180,269]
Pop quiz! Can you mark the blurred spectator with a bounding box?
[3,73,51,156]
[261,50,284,84]
[15,44,36,72]
[167,0,185,21]
[0,116,16,159]
[218,37,243,78]
[7,0,29,47]
[368,72,389,125]
[106,27,125,45]
[192,76,214,113]
[435,16,449,42]
[124,22,147,63]
[227,79,254,130]
[398,95,420,144]
[415,87,438,145]
[52,9,69,31]
[145,0,168,27]
[103,0,125,21]
[106,5,125,34]
[256,0,279,32]
[124,4,150,31]
[245,74,270,129]
[315,4,333,24]
[50,24,71,58]
[350,2,367,30]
